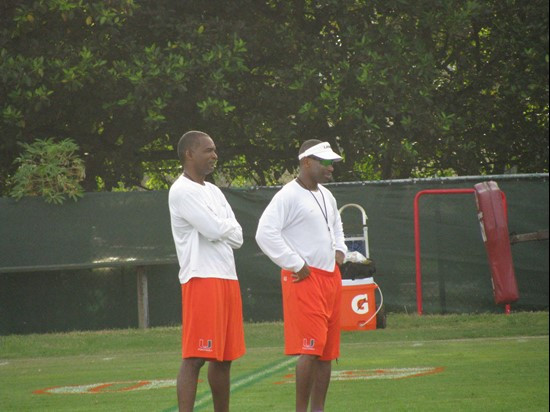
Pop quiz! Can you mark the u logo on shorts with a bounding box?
[198,339,213,351]
[302,338,316,350]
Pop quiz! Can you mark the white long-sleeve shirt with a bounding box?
[169,175,243,284]
[256,180,347,273]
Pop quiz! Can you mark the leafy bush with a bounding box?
[9,138,85,204]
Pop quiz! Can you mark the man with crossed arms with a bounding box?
[256,139,347,412]
[169,130,245,412]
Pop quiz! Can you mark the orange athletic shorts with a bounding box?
[181,277,246,361]
[281,265,342,361]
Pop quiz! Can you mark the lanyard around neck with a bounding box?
[296,178,330,231]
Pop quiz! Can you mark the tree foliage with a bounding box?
[9,138,85,203]
[1,0,548,192]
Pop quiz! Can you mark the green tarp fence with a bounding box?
[1,174,548,334]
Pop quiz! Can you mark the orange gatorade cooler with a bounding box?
[340,278,378,330]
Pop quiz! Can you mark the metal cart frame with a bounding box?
[339,203,386,328]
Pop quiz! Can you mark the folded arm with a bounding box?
[175,190,243,248]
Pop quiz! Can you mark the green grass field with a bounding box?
[1,312,548,411]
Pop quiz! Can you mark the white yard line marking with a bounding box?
[193,357,297,409]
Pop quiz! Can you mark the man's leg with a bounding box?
[177,358,205,412]
[208,360,232,412]
[295,354,319,412]
[310,360,332,411]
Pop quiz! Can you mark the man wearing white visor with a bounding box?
[256,139,347,412]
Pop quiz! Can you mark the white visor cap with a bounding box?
[298,142,343,161]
